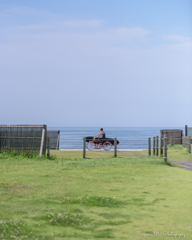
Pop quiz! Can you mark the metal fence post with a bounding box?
[47,137,50,158]
[156,136,159,156]
[153,137,155,156]
[164,136,167,162]
[148,138,151,156]
[83,137,86,158]
[114,138,117,157]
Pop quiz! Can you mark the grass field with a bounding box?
[0,146,191,240]
[51,144,192,162]
[167,144,192,162]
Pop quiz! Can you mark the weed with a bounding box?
[98,212,128,219]
[0,151,56,160]
[37,212,91,228]
[164,160,177,167]
[49,196,125,207]
[0,219,41,240]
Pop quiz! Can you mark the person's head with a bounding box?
[100,128,103,132]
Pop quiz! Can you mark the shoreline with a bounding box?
[59,149,147,151]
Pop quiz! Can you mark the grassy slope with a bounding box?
[0,151,191,240]
[167,144,192,162]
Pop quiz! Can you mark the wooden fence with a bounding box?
[182,136,191,153]
[47,130,60,149]
[185,125,192,144]
[148,136,168,162]
[160,129,183,144]
[0,125,47,157]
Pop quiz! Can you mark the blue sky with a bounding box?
[0,0,192,127]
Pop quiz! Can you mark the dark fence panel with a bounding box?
[47,130,60,149]
[187,127,192,144]
[182,136,191,153]
[160,129,183,144]
[0,125,47,155]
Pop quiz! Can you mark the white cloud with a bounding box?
[109,27,150,42]
[14,20,105,32]
[162,34,192,43]
[3,6,39,14]
[57,20,104,28]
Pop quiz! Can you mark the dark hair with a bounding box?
[100,128,103,131]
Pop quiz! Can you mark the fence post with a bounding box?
[83,137,86,158]
[171,136,173,145]
[148,138,151,156]
[156,136,159,156]
[114,138,117,157]
[40,128,45,157]
[189,143,191,153]
[43,125,47,155]
[47,137,50,158]
[185,125,188,136]
[56,131,60,150]
[153,137,156,156]
[164,136,167,162]
[160,136,163,156]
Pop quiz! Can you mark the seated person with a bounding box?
[94,128,106,139]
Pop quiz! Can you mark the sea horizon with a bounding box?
[47,126,185,150]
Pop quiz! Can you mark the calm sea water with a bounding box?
[48,127,184,150]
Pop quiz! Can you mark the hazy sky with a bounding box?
[1,0,192,127]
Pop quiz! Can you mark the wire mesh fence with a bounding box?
[58,138,148,150]
[117,139,148,150]
[53,138,149,159]
[59,139,85,150]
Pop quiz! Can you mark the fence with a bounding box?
[83,137,119,158]
[47,130,60,149]
[160,129,183,144]
[185,125,192,144]
[58,138,148,150]
[148,136,168,162]
[58,137,148,158]
[182,136,191,153]
[0,125,47,156]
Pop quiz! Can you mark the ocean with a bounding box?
[48,127,185,150]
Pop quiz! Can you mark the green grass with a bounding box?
[51,144,192,163]
[50,149,148,160]
[167,144,192,162]
[0,150,191,239]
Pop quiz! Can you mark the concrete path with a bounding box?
[171,160,192,171]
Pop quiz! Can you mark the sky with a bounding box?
[0,0,192,127]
